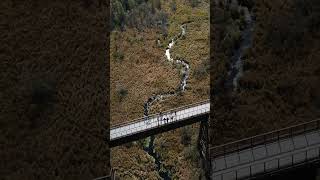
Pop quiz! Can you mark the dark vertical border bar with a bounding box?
[209,0,216,178]
[2,0,110,179]
[209,0,215,149]
[106,0,111,177]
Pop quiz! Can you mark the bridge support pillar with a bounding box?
[198,120,211,179]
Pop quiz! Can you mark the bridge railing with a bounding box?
[210,119,320,158]
[93,169,116,180]
[110,99,210,130]
[110,99,210,140]
[212,145,320,180]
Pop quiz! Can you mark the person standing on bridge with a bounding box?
[163,116,167,123]
[159,111,163,125]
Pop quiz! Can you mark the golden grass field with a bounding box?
[110,0,209,179]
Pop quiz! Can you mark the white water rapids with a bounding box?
[165,25,189,91]
[144,24,190,115]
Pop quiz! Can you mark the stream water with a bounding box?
[225,4,255,91]
[143,24,190,180]
[142,2,254,177]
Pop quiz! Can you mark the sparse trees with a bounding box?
[221,22,241,54]
[158,11,168,25]
[111,0,167,30]
[128,0,136,10]
[151,0,161,12]
[189,0,200,7]
[171,0,177,12]
[159,13,168,37]
[112,0,125,29]
[230,0,240,19]
[238,0,254,10]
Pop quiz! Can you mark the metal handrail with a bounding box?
[210,118,320,158]
[213,145,320,180]
[110,105,209,140]
[110,99,210,129]
[93,169,116,180]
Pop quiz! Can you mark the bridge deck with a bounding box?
[210,120,320,180]
[110,100,209,147]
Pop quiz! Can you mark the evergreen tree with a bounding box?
[128,0,136,10]
[111,0,167,30]
[151,0,161,13]
[189,0,199,7]
[112,0,125,29]
[171,0,177,12]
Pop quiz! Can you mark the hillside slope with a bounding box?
[211,0,320,145]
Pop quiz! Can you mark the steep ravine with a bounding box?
[142,24,190,179]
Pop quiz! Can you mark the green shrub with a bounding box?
[113,50,124,62]
[184,145,200,163]
[189,0,200,7]
[241,48,250,59]
[231,7,240,20]
[181,126,192,146]
[222,22,241,54]
[194,58,209,79]
[124,142,134,148]
[111,0,168,30]
[194,65,207,79]
[171,0,177,12]
[238,0,254,10]
[230,28,241,44]
[239,15,246,29]
[117,86,128,102]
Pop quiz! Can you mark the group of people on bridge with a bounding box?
[144,110,177,126]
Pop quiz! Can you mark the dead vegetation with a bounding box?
[111,0,209,178]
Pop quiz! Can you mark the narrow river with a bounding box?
[232,6,255,91]
[226,4,255,91]
[143,24,190,179]
[142,2,255,177]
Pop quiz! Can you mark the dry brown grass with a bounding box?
[153,123,203,180]
[110,28,180,125]
[111,0,209,178]
[148,0,210,114]
[111,145,161,179]
[110,27,181,179]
